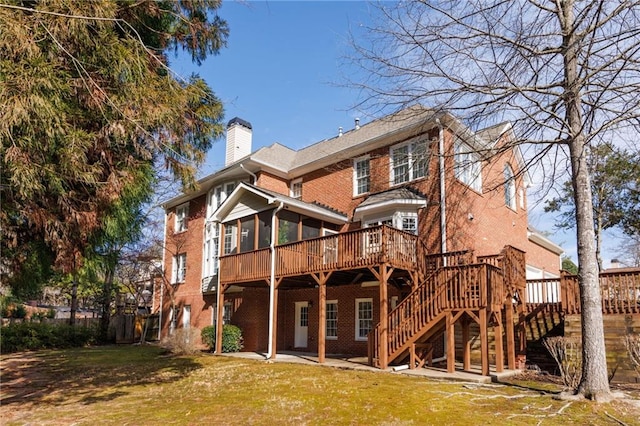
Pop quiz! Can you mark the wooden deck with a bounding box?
[219,225,421,285]
[525,269,640,315]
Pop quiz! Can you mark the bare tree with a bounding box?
[349,1,640,401]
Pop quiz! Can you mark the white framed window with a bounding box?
[390,139,428,185]
[169,306,178,335]
[172,253,187,283]
[182,305,191,329]
[215,185,224,208]
[223,222,238,255]
[401,214,418,235]
[326,300,338,339]
[353,157,370,195]
[355,298,373,341]
[203,223,219,278]
[226,182,236,198]
[175,203,189,233]
[504,164,516,210]
[290,178,302,199]
[454,138,482,192]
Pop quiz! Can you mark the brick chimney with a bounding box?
[225,117,252,166]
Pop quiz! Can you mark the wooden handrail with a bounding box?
[370,262,504,367]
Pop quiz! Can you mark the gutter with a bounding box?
[266,201,285,359]
[240,163,257,184]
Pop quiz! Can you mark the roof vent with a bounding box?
[338,126,343,137]
[355,118,360,130]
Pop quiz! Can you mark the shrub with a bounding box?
[0,322,97,353]
[13,304,27,319]
[201,325,216,351]
[624,333,640,378]
[161,327,201,355]
[200,324,244,353]
[543,336,582,389]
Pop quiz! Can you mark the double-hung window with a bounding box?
[354,157,370,195]
[326,301,338,339]
[355,298,373,341]
[175,204,189,233]
[173,253,187,283]
[504,164,516,210]
[454,138,482,192]
[390,140,428,185]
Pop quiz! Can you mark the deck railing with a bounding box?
[525,269,640,315]
[219,225,418,285]
[371,262,505,367]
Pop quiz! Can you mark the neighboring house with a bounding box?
[157,107,563,372]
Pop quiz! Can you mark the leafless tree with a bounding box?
[348,0,640,401]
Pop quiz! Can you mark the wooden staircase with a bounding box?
[369,259,507,369]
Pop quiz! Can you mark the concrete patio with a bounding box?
[217,351,521,384]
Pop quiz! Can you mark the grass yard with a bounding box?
[1,345,639,425]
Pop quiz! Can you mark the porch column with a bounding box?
[480,308,489,376]
[446,311,455,373]
[318,281,326,363]
[378,265,389,369]
[215,283,226,354]
[270,285,279,359]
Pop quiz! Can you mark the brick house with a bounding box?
[157,107,563,373]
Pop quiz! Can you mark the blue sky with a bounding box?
[171,0,622,268]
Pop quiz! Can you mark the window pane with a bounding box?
[258,210,272,249]
[357,300,373,338]
[411,141,427,179]
[392,145,409,184]
[326,302,338,338]
[278,210,299,244]
[355,158,370,194]
[302,218,321,240]
[240,217,255,252]
[224,222,238,254]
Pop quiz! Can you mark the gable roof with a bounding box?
[212,182,348,224]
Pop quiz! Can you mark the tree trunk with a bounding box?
[100,267,115,342]
[69,270,78,326]
[562,0,611,401]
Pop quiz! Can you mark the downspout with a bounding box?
[158,211,168,341]
[240,163,257,185]
[266,201,285,359]
[436,118,448,363]
[436,118,447,257]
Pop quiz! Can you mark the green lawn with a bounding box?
[1,345,639,425]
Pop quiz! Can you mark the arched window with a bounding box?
[504,164,516,210]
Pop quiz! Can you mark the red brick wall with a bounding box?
[525,240,562,275]
[256,171,289,194]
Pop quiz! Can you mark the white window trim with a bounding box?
[454,138,483,193]
[172,253,187,284]
[175,203,189,233]
[389,139,428,186]
[355,298,373,341]
[353,155,371,196]
[290,178,303,199]
[504,164,517,210]
[326,300,338,340]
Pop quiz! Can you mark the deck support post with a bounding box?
[270,285,279,359]
[215,283,226,354]
[378,264,390,369]
[462,317,471,372]
[494,309,504,373]
[480,308,489,376]
[505,297,516,370]
[312,272,331,364]
[446,311,455,373]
